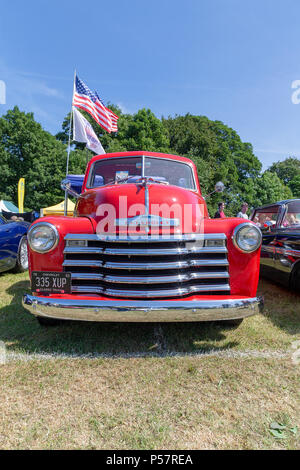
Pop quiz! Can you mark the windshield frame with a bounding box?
[86,155,197,191]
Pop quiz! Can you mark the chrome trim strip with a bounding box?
[276,247,300,257]
[70,271,230,284]
[71,284,231,298]
[262,246,275,254]
[63,259,228,270]
[64,247,104,254]
[71,284,230,298]
[64,233,227,242]
[101,259,229,270]
[63,260,103,267]
[71,273,104,281]
[63,259,229,269]
[97,246,227,255]
[64,246,228,255]
[23,294,264,322]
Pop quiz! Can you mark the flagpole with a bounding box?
[64,69,76,216]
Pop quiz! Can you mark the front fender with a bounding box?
[203,218,261,297]
[28,216,94,275]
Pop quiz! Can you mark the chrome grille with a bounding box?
[63,233,230,298]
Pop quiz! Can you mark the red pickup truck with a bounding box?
[23,151,263,326]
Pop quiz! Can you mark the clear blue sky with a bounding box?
[1,0,300,169]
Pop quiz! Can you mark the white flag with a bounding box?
[72,107,105,154]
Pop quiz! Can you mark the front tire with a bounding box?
[291,266,300,292]
[13,236,28,273]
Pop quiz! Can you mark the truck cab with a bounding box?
[23,151,263,325]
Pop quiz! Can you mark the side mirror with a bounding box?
[215,181,225,193]
[61,178,80,199]
[203,181,225,199]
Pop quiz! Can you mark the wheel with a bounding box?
[291,267,300,292]
[13,236,28,273]
[37,316,61,327]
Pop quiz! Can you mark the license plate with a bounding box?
[31,271,71,294]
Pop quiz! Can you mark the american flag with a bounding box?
[72,75,118,133]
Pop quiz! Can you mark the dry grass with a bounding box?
[0,271,299,449]
[0,357,298,449]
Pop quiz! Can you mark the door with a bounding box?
[252,205,281,280]
[274,200,300,286]
[0,216,18,272]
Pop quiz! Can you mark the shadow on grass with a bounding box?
[258,278,300,335]
[0,280,240,356]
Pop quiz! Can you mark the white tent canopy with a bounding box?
[0,200,19,213]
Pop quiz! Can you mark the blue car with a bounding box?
[0,214,30,273]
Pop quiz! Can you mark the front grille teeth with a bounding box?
[63,234,230,299]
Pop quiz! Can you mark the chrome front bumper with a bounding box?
[22,294,263,322]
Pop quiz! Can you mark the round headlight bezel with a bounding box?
[232,222,262,253]
[27,222,59,253]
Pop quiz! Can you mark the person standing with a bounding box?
[237,202,249,219]
[214,202,226,218]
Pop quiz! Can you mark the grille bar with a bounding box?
[63,259,229,270]
[71,283,231,298]
[65,233,227,242]
[64,246,227,256]
[70,270,230,284]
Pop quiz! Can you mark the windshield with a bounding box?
[88,156,196,190]
[252,206,280,230]
[281,201,300,228]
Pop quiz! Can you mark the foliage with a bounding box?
[268,157,300,199]
[252,171,293,207]
[162,114,262,215]
[0,106,87,209]
[269,157,300,185]
[1,105,300,213]
[289,174,300,198]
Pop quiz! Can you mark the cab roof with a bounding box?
[255,198,300,211]
[88,151,195,166]
[83,151,201,194]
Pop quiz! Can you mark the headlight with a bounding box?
[27,222,59,253]
[232,222,262,253]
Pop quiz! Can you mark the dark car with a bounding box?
[0,214,29,273]
[251,199,300,290]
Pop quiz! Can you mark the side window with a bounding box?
[281,201,300,228]
[253,206,280,232]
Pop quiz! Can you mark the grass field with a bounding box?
[0,271,299,449]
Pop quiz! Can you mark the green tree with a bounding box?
[289,174,300,197]
[269,157,300,187]
[252,171,293,207]
[0,106,87,209]
[162,114,262,216]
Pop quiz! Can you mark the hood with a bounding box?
[76,183,207,235]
